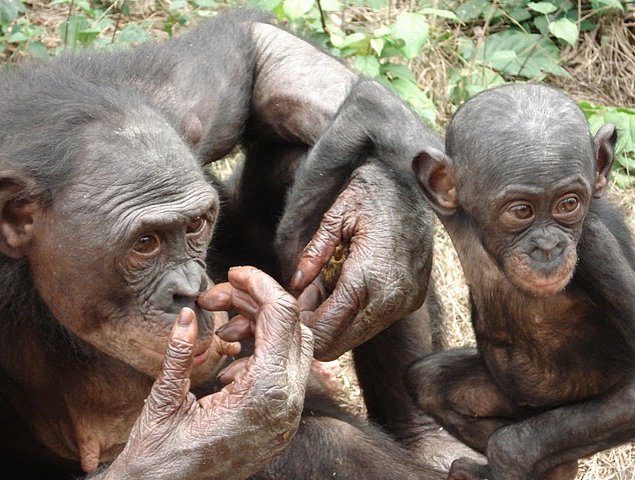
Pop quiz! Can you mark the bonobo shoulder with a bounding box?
[586,199,635,268]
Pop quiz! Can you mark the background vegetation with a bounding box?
[0,0,633,478]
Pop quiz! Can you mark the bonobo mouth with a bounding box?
[505,246,577,297]
[507,263,575,297]
[131,307,218,370]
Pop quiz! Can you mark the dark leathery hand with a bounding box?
[292,163,433,360]
[94,267,313,480]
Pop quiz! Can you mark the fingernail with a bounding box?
[178,308,194,327]
[217,366,228,379]
[292,270,303,288]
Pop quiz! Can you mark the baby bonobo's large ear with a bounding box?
[593,123,617,198]
[0,172,40,258]
[412,147,458,216]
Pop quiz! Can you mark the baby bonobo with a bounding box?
[407,84,635,480]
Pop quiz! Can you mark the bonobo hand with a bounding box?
[96,267,313,480]
[288,163,434,360]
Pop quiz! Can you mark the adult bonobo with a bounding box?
[0,9,455,480]
[408,84,635,480]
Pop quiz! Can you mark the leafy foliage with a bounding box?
[0,0,632,185]
[582,103,635,187]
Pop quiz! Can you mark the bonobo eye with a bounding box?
[509,203,533,220]
[186,216,206,235]
[553,195,580,217]
[133,234,160,256]
[501,202,534,230]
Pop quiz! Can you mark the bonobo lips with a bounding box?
[192,339,213,366]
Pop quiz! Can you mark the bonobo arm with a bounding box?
[93,267,313,480]
[577,202,635,352]
[249,22,357,145]
[275,81,440,359]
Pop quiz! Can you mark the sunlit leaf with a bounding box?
[283,0,314,19]
[354,55,380,77]
[418,7,459,21]
[548,17,578,46]
[391,12,429,59]
[528,1,557,14]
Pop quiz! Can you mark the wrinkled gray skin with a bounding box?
[408,84,635,480]
[0,10,472,480]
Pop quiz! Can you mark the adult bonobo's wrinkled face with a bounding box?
[20,110,225,382]
[413,84,617,296]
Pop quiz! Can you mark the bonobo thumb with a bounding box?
[145,308,197,417]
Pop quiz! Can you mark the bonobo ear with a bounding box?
[593,123,617,198]
[412,147,458,216]
[0,172,40,258]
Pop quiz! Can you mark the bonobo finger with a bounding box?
[217,357,250,384]
[197,281,259,319]
[145,308,197,415]
[290,209,347,292]
[216,315,253,342]
[228,267,301,364]
[287,323,314,390]
[228,266,289,309]
[296,282,325,314]
[302,268,363,360]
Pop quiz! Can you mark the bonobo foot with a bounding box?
[448,457,489,480]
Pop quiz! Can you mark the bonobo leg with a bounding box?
[407,348,525,452]
[407,349,635,480]
[354,295,482,472]
[252,380,447,480]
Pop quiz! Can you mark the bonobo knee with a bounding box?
[405,353,448,413]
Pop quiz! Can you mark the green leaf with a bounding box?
[340,32,368,48]
[474,30,567,79]
[487,49,517,70]
[319,0,341,11]
[380,62,417,82]
[590,0,624,11]
[454,0,489,21]
[418,7,459,21]
[528,1,557,14]
[248,0,282,12]
[0,0,25,25]
[548,18,578,46]
[195,0,218,7]
[447,66,505,103]
[373,25,391,37]
[353,55,380,77]
[59,15,90,46]
[366,0,388,8]
[283,0,314,19]
[612,171,633,188]
[170,0,188,10]
[117,23,151,44]
[7,28,26,43]
[370,37,384,56]
[27,40,48,58]
[506,7,532,22]
[388,77,436,127]
[391,12,429,59]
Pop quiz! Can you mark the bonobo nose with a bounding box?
[529,237,565,263]
[150,261,209,314]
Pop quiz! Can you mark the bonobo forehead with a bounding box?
[447,84,596,194]
[66,109,216,237]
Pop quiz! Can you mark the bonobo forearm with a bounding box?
[250,23,357,145]
[578,211,635,351]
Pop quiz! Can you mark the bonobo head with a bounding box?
[0,71,222,382]
[413,84,617,296]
